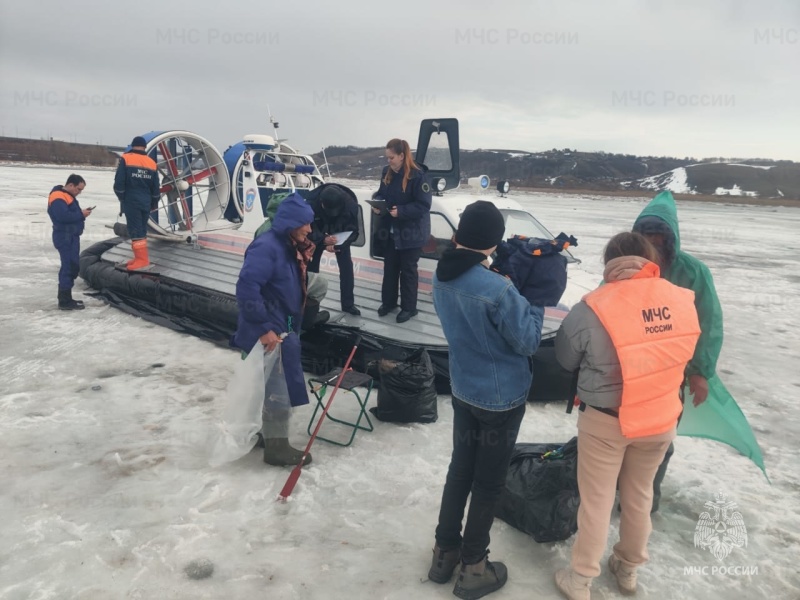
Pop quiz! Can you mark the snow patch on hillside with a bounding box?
[714,184,758,197]
[636,167,695,194]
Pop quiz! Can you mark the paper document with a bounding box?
[329,231,354,246]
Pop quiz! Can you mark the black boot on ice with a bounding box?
[428,544,461,583]
[263,437,312,467]
[58,288,85,311]
[453,554,508,600]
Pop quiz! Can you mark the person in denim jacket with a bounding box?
[427,200,558,599]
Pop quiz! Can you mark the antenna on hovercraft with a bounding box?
[267,105,281,150]
[321,147,333,181]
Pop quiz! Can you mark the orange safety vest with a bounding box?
[584,262,701,437]
[48,189,75,206]
[122,151,158,171]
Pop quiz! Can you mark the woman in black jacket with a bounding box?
[372,138,432,323]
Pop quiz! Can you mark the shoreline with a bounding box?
[511,186,800,208]
[3,162,798,208]
[0,161,115,172]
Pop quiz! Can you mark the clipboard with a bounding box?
[366,199,389,215]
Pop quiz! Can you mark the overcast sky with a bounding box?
[1,0,798,160]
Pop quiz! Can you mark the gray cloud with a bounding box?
[1,0,797,160]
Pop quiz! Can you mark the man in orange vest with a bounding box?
[114,136,160,270]
[47,174,92,310]
[553,232,700,600]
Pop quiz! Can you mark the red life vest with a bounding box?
[584,262,701,437]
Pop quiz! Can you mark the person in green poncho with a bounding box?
[632,191,724,512]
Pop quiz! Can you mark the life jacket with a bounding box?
[48,189,75,206]
[584,262,700,437]
[121,151,158,171]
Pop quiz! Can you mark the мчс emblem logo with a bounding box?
[694,492,748,561]
[245,188,257,212]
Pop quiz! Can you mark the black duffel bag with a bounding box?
[495,437,580,542]
[369,347,438,423]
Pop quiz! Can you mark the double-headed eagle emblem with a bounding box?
[694,492,748,561]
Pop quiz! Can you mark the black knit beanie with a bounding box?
[455,200,506,250]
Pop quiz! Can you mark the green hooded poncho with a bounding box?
[633,190,723,379]
[253,191,293,239]
[634,191,767,478]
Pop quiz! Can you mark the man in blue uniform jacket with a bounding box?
[47,174,92,310]
[113,136,160,270]
[306,183,361,315]
[232,193,316,466]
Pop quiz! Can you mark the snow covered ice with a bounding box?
[1,164,799,599]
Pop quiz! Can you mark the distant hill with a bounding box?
[2,136,798,201]
[0,137,118,166]
[313,146,800,200]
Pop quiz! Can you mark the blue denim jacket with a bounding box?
[433,261,544,411]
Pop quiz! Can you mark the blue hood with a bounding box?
[271,192,314,235]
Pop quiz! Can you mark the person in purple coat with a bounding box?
[232,193,316,466]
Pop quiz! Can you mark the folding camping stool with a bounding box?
[306,368,374,447]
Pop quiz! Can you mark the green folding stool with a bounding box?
[306,368,375,447]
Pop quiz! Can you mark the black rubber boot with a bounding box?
[428,545,461,583]
[301,299,330,332]
[315,310,330,327]
[263,437,312,467]
[58,288,85,311]
[453,555,508,600]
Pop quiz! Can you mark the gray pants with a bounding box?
[307,272,328,304]
[262,353,293,439]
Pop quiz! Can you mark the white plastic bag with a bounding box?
[208,342,282,467]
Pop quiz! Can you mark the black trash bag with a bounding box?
[369,347,438,423]
[495,437,580,542]
[300,326,380,376]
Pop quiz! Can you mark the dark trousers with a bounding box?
[124,205,150,239]
[53,232,80,289]
[651,441,674,512]
[381,240,421,312]
[434,396,525,563]
[651,384,686,511]
[309,243,355,309]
